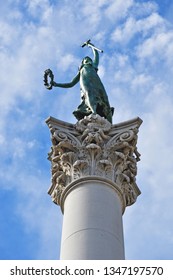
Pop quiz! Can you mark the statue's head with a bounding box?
[81,56,93,65]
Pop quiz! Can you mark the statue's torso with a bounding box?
[80,64,106,97]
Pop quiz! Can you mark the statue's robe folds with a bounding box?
[74,63,113,123]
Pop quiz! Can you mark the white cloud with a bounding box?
[105,0,134,21]
[111,12,165,44]
[136,31,173,66]
[0,21,18,45]
[132,1,158,17]
[58,54,79,72]
[26,0,51,19]
[131,73,153,90]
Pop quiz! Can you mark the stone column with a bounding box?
[46,114,142,260]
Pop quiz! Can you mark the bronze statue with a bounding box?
[44,40,114,123]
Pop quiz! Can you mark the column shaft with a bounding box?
[60,179,125,260]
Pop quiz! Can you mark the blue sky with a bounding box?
[0,0,173,260]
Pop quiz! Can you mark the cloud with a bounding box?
[111,12,165,45]
[136,31,173,66]
[105,0,134,21]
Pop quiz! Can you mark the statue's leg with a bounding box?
[73,100,91,120]
[85,90,97,114]
[99,104,113,123]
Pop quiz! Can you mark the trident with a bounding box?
[81,39,103,53]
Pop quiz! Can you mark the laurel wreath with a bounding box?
[44,69,54,90]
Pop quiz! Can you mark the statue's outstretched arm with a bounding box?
[44,69,80,90]
[52,72,80,88]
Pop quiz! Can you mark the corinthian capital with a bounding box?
[46,114,142,210]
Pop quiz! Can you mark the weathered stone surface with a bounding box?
[46,114,142,210]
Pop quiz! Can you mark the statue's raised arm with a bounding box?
[44,40,114,123]
[81,39,102,69]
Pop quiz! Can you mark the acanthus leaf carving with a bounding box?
[46,114,142,208]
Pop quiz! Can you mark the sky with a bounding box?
[0,0,173,260]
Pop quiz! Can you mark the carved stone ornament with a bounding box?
[46,114,142,210]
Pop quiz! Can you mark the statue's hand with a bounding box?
[87,41,94,48]
[81,39,94,48]
[44,69,54,90]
